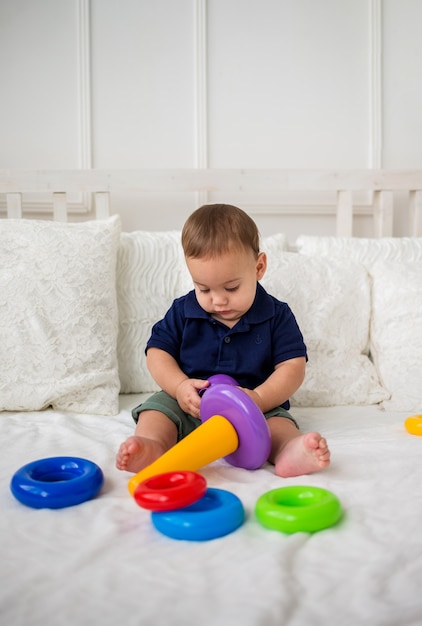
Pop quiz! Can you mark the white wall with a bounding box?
[1,0,421,241]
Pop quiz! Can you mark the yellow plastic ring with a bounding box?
[404,415,422,436]
[255,485,342,534]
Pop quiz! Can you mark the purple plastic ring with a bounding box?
[207,374,238,386]
[198,374,238,397]
[200,383,271,470]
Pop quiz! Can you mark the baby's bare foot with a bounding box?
[274,432,330,478]
[115,436,166,473]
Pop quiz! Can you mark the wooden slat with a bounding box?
[6,192,22,218]
[2,169,422,236]
[53,192,67,222]
[94,192,110,219]
[409,190,422,236]
[1,169,422,194]
[336,190,353,237]
[373,190,393,237]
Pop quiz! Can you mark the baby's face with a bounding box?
[186,248,267,328]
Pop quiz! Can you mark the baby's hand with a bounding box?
[239,387,264,411]
[176,379,208,418]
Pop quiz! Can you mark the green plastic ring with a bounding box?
[255,486,342,534]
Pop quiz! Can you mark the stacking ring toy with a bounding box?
[128,378,271,495]
[200,382,271,469]
[134,471,207,511]
[10,456,104,509]
[255,486,342,534]
[199,374,238,396]
[207,374,238,386]
[151,488,245,541]
[404,415,422,436]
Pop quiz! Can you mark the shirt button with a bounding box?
[224,337,231,343]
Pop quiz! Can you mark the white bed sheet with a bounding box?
[1,396,421,626]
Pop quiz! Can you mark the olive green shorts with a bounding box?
[132,390,299,442]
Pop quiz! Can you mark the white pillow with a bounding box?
[296,235,422,266]
[262,232,288,256]
[261,253,389,406]
[0,216,121,415]
[116,231,192,393]
[370,261,422,412]
[116,231,288,393]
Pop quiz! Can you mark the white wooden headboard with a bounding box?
[1,169,422,238]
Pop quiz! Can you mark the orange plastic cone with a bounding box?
[128,415,238,496]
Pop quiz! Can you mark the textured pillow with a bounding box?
[262,232,288,257]
[116,231,288,393]
[261,253,389,406]
[370,261,422,412]
[0,216,121,415]
[117,231,192,393]
[296,235,422,266]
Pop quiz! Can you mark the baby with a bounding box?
[116,204,330,477]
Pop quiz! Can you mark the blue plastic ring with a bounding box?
[10,456,104,509]
[151,488,245,541]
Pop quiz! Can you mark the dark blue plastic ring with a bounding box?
[151,487,245,541]
[10,456,104,509]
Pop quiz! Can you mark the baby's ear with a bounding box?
[256,252,267,279]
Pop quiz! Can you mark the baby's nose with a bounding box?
[212,292,228,304]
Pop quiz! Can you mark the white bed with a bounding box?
[1,399,420,626]
[1,169,422,626]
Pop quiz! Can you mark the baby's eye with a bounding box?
[198,288,210,293]
[226,286,239,293]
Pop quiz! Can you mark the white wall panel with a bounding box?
[383,0,422,167]
[0,0,421,237]
[90,0,195,168]
[207,0,370,168]
[0,0,81,168]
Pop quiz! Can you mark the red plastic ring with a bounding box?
[134,470,207,512]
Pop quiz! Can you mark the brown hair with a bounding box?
[181,204,260,259]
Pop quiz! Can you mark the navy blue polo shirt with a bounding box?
[146,282,307,409]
